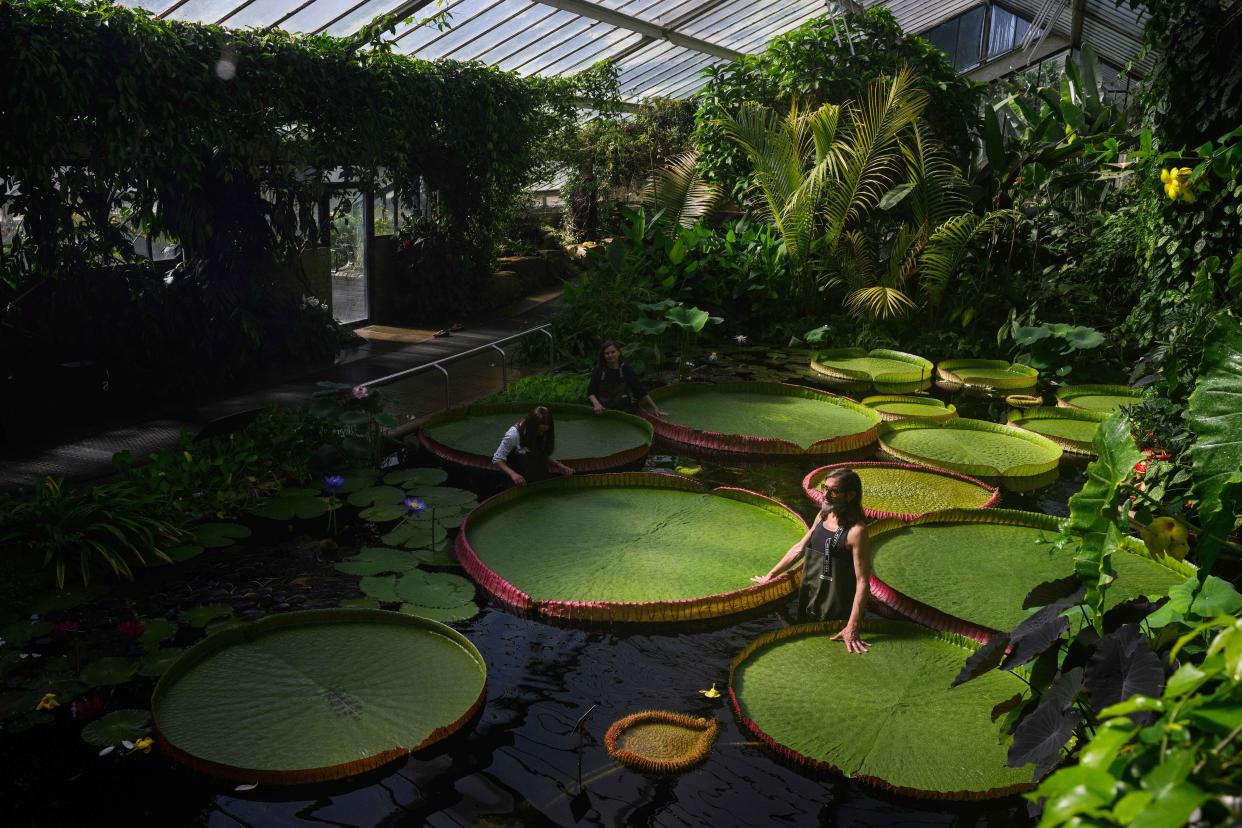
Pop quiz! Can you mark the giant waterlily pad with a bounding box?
[1007,407,1109,455]
[861,395,957,422]
[869,510,1195,637]
[803,462,998,520]
[810,348,933,393]
[729,620,1035,798]
[456,472,807,622]
[151,609,487,784]
[879,418,1063,478]
[1056,384,1144,412]
[421,403,653,473]
[936,359,1038,391]
[605,710,718,773]
[645,382,880,455]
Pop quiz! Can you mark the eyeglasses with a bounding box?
[821,487,846,496]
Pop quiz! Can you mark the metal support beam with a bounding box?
[1069,0,1086,50]
[530,0,745,61]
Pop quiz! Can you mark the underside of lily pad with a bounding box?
[728,620,1035,799]
[1004,394,1043,408]
[644,382,881,455]
[936,359,1038,391]
[455,472,807,623]
[419,402,653,474]
[860,394,957,423]
[809,348,933,393]
[604,710,719,773]
[1055,384,1144,412]
[151,609,487,784]
[868,509,1194,639]
[1006,407,1109,455]
[879,417,1062,478]
[803,462,999,521]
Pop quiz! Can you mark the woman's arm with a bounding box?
[588,368,604,413]
[831,525,872,653]
[752,515,820,583]
[547,456,574,476]
[492,428,525,485]
[625,365,666,416]
[494,458,525,486]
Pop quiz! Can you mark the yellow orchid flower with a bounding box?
[133,737,154,753]
[699,683,721,699]
[35,692,60,711]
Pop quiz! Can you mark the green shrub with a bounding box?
[480,373,589,405]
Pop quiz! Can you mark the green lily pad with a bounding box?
[879,418,1063,478]
[0,620,52,647]
[162,544,206,564]
[140,618,178,650]
[1007,407,1109,455]
[431,507,471,529]
[80,657,140,686]
[346,485,407,508]
[338,598,383,610]
[381,521,448,550]
[936,359,1038,390]
[0,690,43,720]
[394,571,475,608]
[191,522,251,549]
[334,547,425,576]
[383,468,448,488]
[730,620,1034,798]
[23,585,110,614]
[1055,384,1143,412]
[359,576,400,603]
[179,604,235,628]
[413,487,480,507]
[80,709,151,747]
[150,610,488,782]
[335,470,380,494]
[810,348,933,388]
[138,648,184,678]
[398,603,479,622]
[249,493,330,521]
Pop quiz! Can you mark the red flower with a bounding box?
[1133,460,1148,475]
[72,694,106,722]
[116,620,146,640]
[53,620,82,639]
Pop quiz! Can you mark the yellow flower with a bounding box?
[133,737,154,753]
[35,692,60,711]
[1161,167,1195,202]
[699,683,721,699]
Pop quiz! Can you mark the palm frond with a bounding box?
[641,149,723,232]
[844,285,916,320]
[919,210,1019,305]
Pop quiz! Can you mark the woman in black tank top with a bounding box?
[752,469,872,653]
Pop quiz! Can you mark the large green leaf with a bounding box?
[879,418,1062,478]
[393,571,475,609]
[1056,384,1144,412]
[730,620,1033,797]
[936,359,1038,390]
[1186,315,1242,575]
[191,522,251,549]
[811,348,932,386]
[80,709,150,747]
[80,657,140,686]
[383,468,448,488]
[422,406,651,463]
[151,610,487,782]
[1065,412,1144,617]
[334,547,428,576]
[804,463,994,518]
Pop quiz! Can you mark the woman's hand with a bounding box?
[511,473,527,486]
[750,573,774,584]
[830,625,870,654]
[652,407,668,418]
[559,463,574,477]
[592,402,605,415]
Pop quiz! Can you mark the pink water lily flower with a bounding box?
[350,386,370,400]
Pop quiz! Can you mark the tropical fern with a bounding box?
[919,210,1018,305]
[641,149,723,233]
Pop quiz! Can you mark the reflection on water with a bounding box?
[207,364,1082,827]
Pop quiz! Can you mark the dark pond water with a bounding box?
[6,354,1087,827]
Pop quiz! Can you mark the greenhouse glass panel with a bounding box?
[496,15,598,71]
[221,0,314,28]
[681,0,786,38]
[439,3,551,61]
[541,30,643,76]
[483,10,582,66]
[413,2,522,60]
[323,0,421,36]
[631,55,716,99]
[987,6,1031,59]
[521,26,636,76]
[729,5,817,53]
[165,0,248,23]
[954,4,984,69]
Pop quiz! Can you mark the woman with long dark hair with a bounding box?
[492,405,574,486]
[587,341,666,416]
[752,468,872,653]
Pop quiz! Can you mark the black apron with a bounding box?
[507,435,550,482]
[596,367,637,412]
[796,523,855,621]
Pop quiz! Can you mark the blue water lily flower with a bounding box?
[404,497,427,515]
[323,474,345,492]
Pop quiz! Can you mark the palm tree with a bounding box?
[640,148,722,234]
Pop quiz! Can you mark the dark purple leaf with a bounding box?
[1085,624,1166,719]
[992,693,1024,723]
[1008,697,1080,781]
[1001,588,1085,670]
[1023,575,1082,609]
[1103,597,1160,632]
[1029,646,1062,696]
[1044,667,1085,711]
[951,633,1010,688]
[1061,627,1101,674]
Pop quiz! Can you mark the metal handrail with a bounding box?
[361,323,554,409]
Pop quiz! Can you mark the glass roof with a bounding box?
[118,0,1151,103]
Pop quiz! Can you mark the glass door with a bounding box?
[330,191,369,324]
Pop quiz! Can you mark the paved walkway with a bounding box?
[0,289,563,490]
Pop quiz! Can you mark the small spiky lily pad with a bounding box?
[605,710,719,773]
[80,657,140,686]
[359,576,400,603]
[381,521,448,550]
[358,503,408,523]
[191,522,252,549]
[383,468,448,488]
[81,709,150,747]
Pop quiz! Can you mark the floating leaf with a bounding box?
[396,603,478,622]
[334,470,379,494]
[393,571,474,608]
[383,467,448,488]
[138,648,184,678]
[414,486,480,507]
[381,521,448,550]
[191,522,251,549]
[140,618,178,650]
[338,597,383,609]
[346,486,406,508]
[80,657,140,686]
[249,493,329,521]
[358,503,408,523]
[81,709,150,746]
[359,576,400,603]
[334,547,425,576]
[179,604,234,628]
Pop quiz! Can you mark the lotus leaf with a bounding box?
[249,493,329,521]
[730,620,1034,798]
[80,657,140,686]
[383,467,449,487]
[861,395,956,422]
[648,383,880,453]
[191,522,251,549]
[804,463,997,519]
[381,521,448,550]
[421,404,652,468]
[879,418,1062,478]
[346,485,407,508]
[393,571,475,608]
[138,648,184,678]
[179,604,235,628]
[334,547,425,576]
[937,359,1038,390]
[81,709,150,747]
[870,511,1193,634]
[1056,384,1143,412]
[1007,408,1109,455]
[458,473,806,621]
[151,610,487,783]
